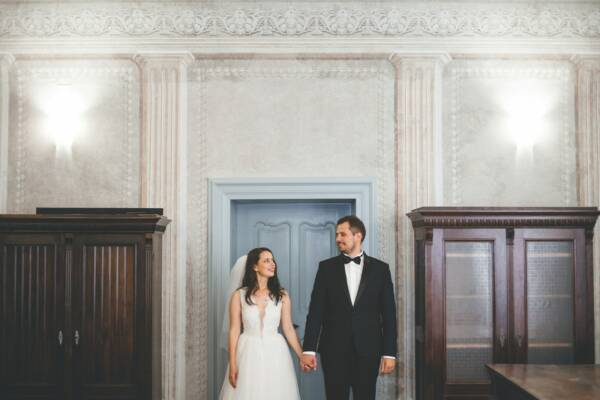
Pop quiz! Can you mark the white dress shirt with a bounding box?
[344,252,364,306]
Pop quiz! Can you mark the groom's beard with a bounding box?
[337,240,358,255]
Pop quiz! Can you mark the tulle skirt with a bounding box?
[219,333,301,400]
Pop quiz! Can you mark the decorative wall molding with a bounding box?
[1,2,599,39]
[0,54,14,213]
[574,56,600,362]
[390,53,448,400]
[447,60,576,206]
[9,60,139,212]
[134,52,194,400]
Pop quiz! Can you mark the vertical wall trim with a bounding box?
[134,52,194,400]
[390,53,450,400]
[0,54,14,213]
[574,55,600,363]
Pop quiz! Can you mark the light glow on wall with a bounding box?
[39,85,86,154]
[500,81,552,151]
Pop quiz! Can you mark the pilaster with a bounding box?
[390,53,450,399]
[574,55,600,363]
[134,52,194,400]
[0,54,15,213]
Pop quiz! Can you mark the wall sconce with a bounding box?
[41,84,85,155]
[499,80,553,153]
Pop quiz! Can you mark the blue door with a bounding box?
[231,199,353,399]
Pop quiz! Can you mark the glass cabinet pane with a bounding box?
[445,242,494,382]
[526,241,574,364]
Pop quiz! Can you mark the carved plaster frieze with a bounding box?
[0,2,599,39]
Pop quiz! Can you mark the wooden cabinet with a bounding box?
[408,207,599,400]
[0,209,169,400]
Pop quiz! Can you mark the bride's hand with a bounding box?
[229,364,239,388]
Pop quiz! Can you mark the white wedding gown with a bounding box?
[219,288,301,400]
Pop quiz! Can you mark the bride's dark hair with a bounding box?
[241,247,285,305]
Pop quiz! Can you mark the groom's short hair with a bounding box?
[337,215,366,243]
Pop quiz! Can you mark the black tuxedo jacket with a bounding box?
[303,254,397,358]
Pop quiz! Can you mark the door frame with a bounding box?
[207,178,376,399]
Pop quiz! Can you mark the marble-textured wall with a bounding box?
[6,59,140,212]
[186,58,397,399]
[0,2,598,400]
[443,59,577,206]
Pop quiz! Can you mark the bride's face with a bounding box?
[254,251,276,279]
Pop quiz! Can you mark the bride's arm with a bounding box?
[228,290,242,366]
[281,291,303,359]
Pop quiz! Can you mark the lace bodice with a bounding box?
[239,288,281,337]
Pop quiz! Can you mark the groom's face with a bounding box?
[335,222,361,254]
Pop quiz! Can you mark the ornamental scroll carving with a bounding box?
[0,2,599,38]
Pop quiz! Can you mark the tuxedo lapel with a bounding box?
[335,256,353,309]
[354,254,373,306]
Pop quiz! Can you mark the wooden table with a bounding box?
[487,364,600,400]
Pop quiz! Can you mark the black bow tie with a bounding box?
[342,255,362,265]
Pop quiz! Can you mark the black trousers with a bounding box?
[320,345,380,400]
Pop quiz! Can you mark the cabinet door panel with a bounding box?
[526,241,574,363]
[513,229,588,364]
[445,241,494,382]
[0,235,64,400]
[71,236,145,400]
[437,229,507,399]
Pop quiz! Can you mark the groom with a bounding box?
[301,215,397,399]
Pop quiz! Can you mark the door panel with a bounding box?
[0,235,64,400]
[526,241,574,364]
[297,222,336,339]
[71,236,143,400]
[445,241,494,383]
[513,229,588,364]
[255,222,292,289]
[437,229,507,399]
[230,200,353,400]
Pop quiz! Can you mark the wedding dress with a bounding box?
[219,288,301,400]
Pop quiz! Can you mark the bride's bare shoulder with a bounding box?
[232,288,243,300]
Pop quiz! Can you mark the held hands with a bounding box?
[379,357,395,375]
[229,364,239,388]
[300,354,317,372]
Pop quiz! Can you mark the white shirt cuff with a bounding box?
[304,352,393,359]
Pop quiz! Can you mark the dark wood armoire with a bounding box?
[408,207,599,400]
[0,208,169,400]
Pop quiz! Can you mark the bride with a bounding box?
[219,247,302,399]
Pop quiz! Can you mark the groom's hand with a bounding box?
[300,354,317,372]
[379,357,396,375]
